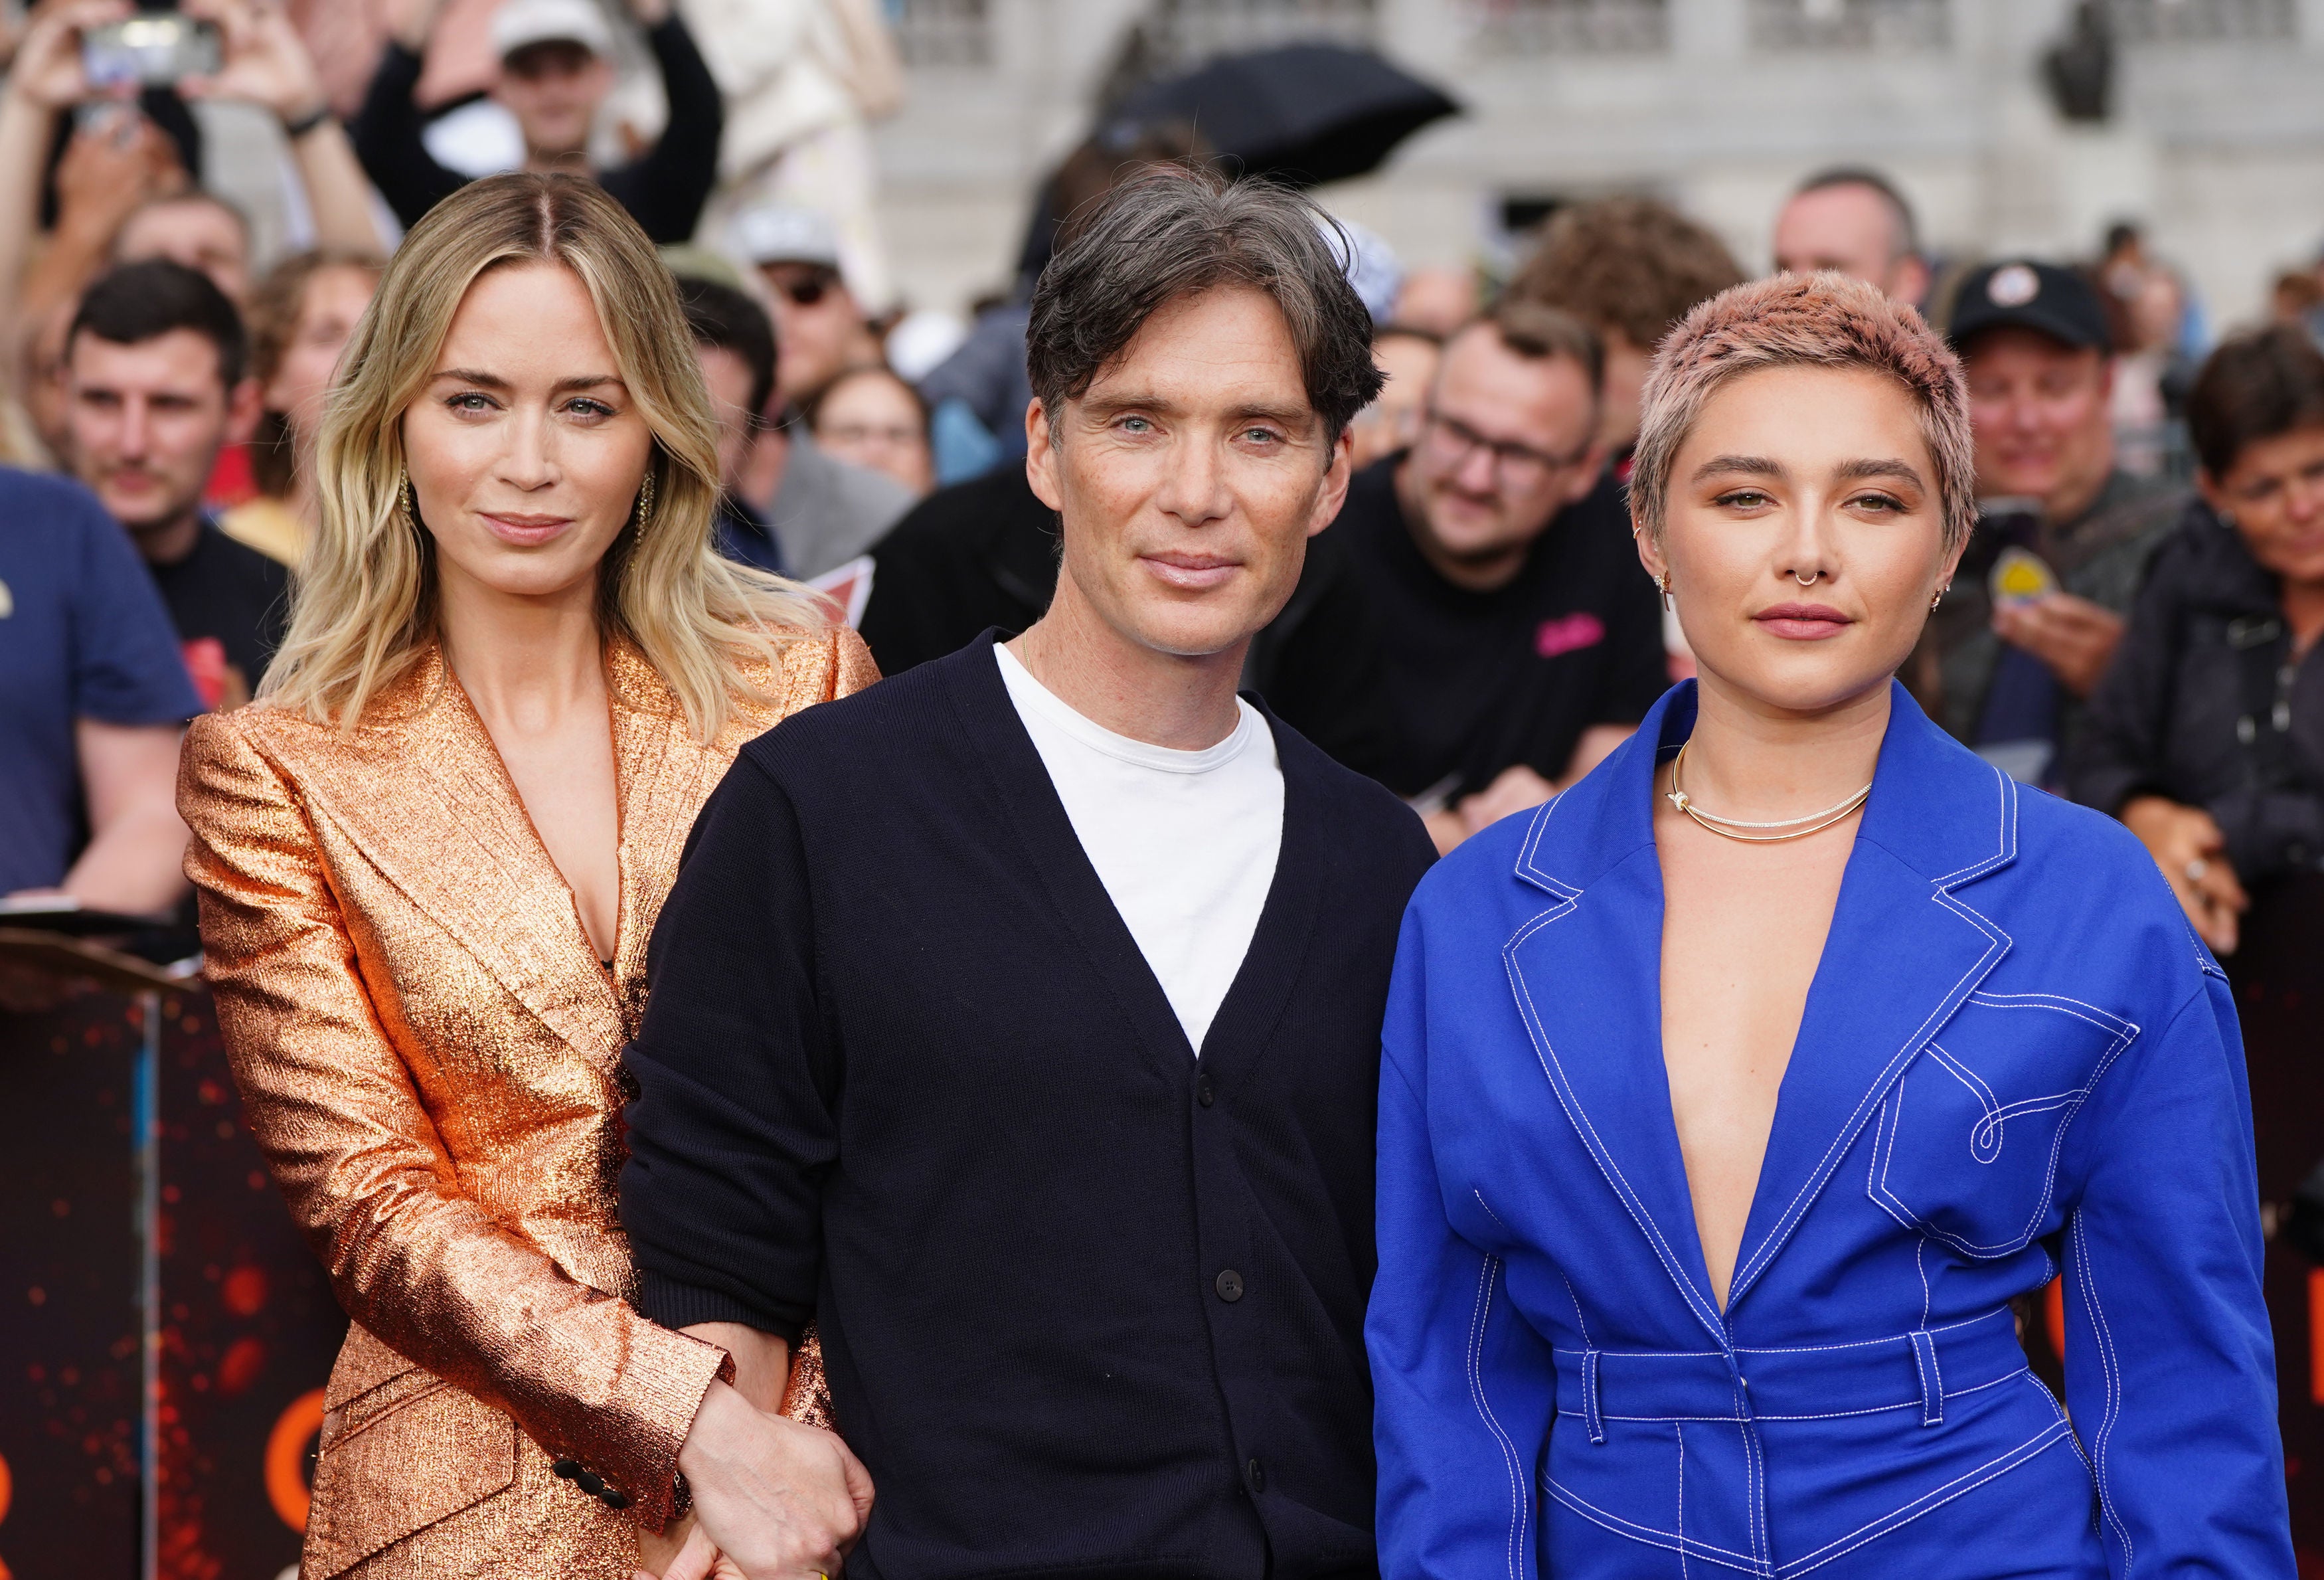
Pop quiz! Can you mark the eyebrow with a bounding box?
[430,368,625,395]
[1831,458,1928,488]
[1079,391,1314,428]
[1691,453,1784,482]
[1689,453,1926,488]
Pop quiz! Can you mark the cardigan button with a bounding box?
[552,1459,582,1480]
[1197,1077,1214,1108]
[1248,1457,1266,1492]
[600,1485,631,1510]
[1215,1269,1245,1302]
[575,1469,607,1497]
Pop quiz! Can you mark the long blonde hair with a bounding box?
[262,173,825,738]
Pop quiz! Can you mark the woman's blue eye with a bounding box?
[567,398,616,417]
[448,393,493,412]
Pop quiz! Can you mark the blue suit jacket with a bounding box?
[1370,681,2291,1579]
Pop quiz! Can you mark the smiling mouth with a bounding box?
[480,513,576,547]
[1141,552,1241,590]
[1754,602,1854,640]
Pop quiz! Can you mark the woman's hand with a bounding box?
[178,0,329,126]
[669,1380,871,1580]
[2122,794,2248,954]
[9,1,132,112]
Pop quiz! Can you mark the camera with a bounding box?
[81,12,224,90]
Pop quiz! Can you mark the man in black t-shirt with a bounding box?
[1329,299,1669,849]
[68,262,286,711]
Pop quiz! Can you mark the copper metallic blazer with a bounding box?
[177,631,876,1579]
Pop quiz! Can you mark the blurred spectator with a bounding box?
[2272,268,2323,327]
[730,201,879,408]
[1392,264,1479,338]
[114,190,254,301]
[1330,216,1406,326]
[355,0,720,244]
[679,269,909,578]
[685,0,904,313]
[807,363,932,497]
[0,468,200,913]
[0,0,382,338]
[856,463,1399,779]
[2073,324,2324,952]
[220,247,384,564]
[675,271,786,571]
[66,260,285,711]
[1325,298,1667,852]
[1346,324,1440,473]
[2067,327,2324,1498]
[1910,259,2183,785]
[2106,259,2198,478]
[918,121,1210,483]
[1507,195,1744,458]
[1771,166,1929,306]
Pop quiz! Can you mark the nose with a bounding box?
[1450,438,1499,496]
[117,394,150,458]
[497,406,559,492]
[1776,489,1839,587]
[1153,429,1234,529]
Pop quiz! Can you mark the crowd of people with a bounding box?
[3,0,2323,1573]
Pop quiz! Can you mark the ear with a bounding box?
[224,377,264,447]
[1307,424,1355,539]
[2195,466,2230,521]
[1025,397,1064,513]
[1564,441,1610,507]
[1632,513,1667,584]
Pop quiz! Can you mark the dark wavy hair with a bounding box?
[1026,164,1383,447]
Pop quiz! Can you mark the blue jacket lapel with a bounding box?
[1505,687,1728,1343]
[1501,682,2020,1334]
[1724,683,2018,1313]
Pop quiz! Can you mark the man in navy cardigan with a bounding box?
[621,167,1437,1579]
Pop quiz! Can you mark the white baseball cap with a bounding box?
[491,0,614,60]
[730,205,845,271]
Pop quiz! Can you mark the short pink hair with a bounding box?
[1629,271,1975,555]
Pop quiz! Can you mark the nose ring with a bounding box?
[1792,569,1821,586]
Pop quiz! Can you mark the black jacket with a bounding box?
[621,636,1436,1579]
[2068,499,2324,885]
[352,17,723,243]
[858,464,1402,782]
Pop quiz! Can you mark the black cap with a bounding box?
[1948,260,2111,354]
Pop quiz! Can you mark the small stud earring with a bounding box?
[1930,582,1951,612]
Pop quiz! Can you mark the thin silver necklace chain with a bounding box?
[1665,741,1872,843]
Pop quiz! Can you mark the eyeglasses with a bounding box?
[766,271,839,308]
[1421,408,1596,487]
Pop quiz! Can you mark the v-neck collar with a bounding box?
[942,633,1324,1083]
[1503,680,2019,1340]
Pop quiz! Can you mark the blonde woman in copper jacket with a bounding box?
[178,174,874,1580]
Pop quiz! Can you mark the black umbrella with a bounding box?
[1111,43,1459,190]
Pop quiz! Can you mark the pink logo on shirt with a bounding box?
[1534,612,1605,660]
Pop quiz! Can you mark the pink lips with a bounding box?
[481,513,576,548]
[1142,551,1240,591]
[1754,601,1853,641]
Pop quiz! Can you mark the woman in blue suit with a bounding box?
[1369,272,2291,1579]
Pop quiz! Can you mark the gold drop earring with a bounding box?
[1655,572,1672,611]
[634,469,657,530]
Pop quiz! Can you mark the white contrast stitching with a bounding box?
[1677,1423,1691,1580]
[2070,1213,2136,1566]
[1540,1473,1760,1569]
[1776,1421,2074,1577]
[1466,1253,1526,1580]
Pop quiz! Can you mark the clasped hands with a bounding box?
[639,1377,872,1580]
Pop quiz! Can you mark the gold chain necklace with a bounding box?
[1665,741,1872,843]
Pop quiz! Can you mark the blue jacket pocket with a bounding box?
[1870,991,2137,1257]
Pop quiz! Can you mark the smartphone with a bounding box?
[81,13,223,89]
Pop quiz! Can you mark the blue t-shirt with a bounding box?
[1,468,203,893]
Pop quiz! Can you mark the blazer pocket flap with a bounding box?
[305,1379,518,1577]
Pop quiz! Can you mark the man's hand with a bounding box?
[179,0,329,125]
[2121,794,2247,955]
[9,0,132,112]
[670,1379,871,1580]
[1990,592,2125,698]
[388,0,454,54]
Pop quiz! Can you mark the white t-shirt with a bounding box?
[994,644,1284,1054]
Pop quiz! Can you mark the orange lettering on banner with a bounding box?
[2044,1276,2066,1360]
[266,1389,327,1532]
[2310,1269,2324,1407]
[0,1446,12,1580]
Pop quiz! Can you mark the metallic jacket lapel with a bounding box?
[291,646,627,1069]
